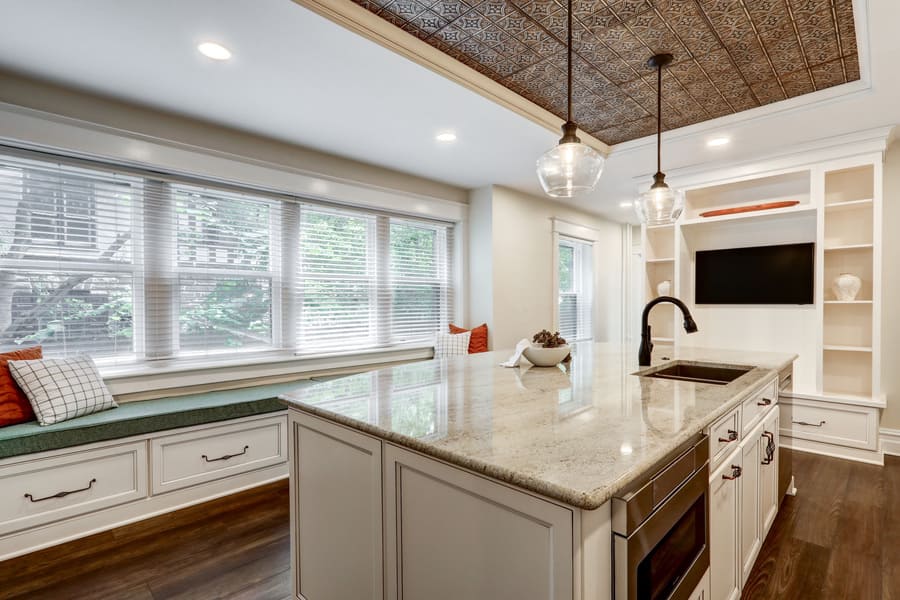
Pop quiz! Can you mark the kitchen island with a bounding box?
[280,342,795,600]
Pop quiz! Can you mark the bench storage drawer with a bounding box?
[151,414,287,494]
[779,398,878,451]
[0,441,147,535]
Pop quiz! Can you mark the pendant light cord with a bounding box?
[656,62,662,176]
[567,0,573,124]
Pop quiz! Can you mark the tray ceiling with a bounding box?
[355,0,860,144]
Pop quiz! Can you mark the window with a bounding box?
[558,236,593,341]
[0,150,455,364]
[0,158,139,359]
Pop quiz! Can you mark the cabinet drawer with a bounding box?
[779,399,878,450]
[741,380,777,437]
[151,415,287,494]
[709,408,741,469]
[0,442,147,535]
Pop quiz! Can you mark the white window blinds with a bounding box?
[0,150,455,364]
[558,236,593,342]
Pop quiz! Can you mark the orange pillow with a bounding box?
[0,346,42,427]
[449,323,488,354]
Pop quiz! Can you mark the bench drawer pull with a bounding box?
[793,420,826,428]
[25,478,97,503]
[202,445,249,463]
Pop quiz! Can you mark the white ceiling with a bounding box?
[0,0,898,223]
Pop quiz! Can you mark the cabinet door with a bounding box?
[383,443,573,600]
[290,412,383,600]
[710,451,742,600]
[739,422,763,586]
[759,408,779,538]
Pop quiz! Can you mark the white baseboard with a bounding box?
[881,428,900,457]
[781,437,884,466]
[0,462,287,562]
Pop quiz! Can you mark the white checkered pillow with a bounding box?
[8,355,117,426]
[434,331,471,358]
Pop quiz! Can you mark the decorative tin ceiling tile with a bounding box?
[353,0,861,143]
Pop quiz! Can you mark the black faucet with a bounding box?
[639,296,698,366]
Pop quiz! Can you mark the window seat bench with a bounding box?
[0,379,315,561]
[0,380,308,460]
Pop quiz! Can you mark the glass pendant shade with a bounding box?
[634,182,684,226]
[536,141,605,198]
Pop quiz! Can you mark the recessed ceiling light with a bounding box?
[707,136,730,147]
[197,42,232,61]
[435,131,457,143]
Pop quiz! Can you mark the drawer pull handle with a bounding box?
[722,465,742,480]
[25,478,97,503]
[202,445,249,463]
[793,420,826,428]
[757,398,772,406]
[718,429,738,443]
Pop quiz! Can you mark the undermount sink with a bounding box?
[641,362,753,385]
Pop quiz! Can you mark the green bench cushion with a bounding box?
[0,380,313,460]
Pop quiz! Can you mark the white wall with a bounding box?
[881,140,900,429]
[469,186,625,351]
[0,70,467,205]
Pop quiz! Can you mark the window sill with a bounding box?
[100,344,435,398]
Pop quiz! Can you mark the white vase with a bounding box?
[657,279,672,297]
[832,273,861,301]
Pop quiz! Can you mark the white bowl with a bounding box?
[522,344,570,367]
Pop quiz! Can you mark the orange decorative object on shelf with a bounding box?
[699,200,800,218]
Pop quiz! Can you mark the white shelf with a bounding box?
[823,243,873,252]
[651,337,674,344]
[824,198,873,211]
[645,257,674,264]
[680,204,816,228]
[822,345,872,353]
[824,300,872,304]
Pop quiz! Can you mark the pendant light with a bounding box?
[634,53,684,225]
[536,0,604,198]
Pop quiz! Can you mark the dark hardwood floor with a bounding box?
[742,451,900,600]
[0,480,292,600]
[1,451,897,599]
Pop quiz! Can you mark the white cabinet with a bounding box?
[290,412,383,600]
[759,409,779,538]
[709,452,742,600]
[383,443,573,600]
[739,420,764,586]
[289,412,576,600]
[709,375,781,600]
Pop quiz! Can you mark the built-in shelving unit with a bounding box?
[641,225,676,343]
[820,162,879,399]
[636,140,886,457]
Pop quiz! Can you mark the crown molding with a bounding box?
[291,0,610,157]
[630,125,895,192]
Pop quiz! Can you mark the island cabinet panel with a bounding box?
[290,413,383,600]
[383,443,574,600]
[738,420,764,586]
[759,410,780,538]
[709,451,742,600]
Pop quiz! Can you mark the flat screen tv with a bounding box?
[694,243,814,305]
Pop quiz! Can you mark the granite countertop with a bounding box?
[280,342,795,510]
